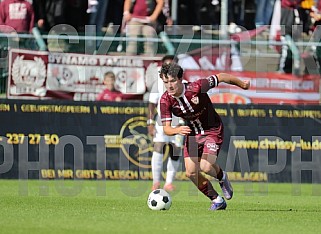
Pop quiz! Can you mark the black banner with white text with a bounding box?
[0,99,320,182]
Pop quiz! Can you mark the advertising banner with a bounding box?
[7,49,161,101]
[184,70,320,105]
[0,99,320,182]
[7,49,321,105]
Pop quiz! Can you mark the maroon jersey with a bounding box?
[96,89,122,101]
[0,0,35,33]
[160,75,222,136]
[281,0,303,8]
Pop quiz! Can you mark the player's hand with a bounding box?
[123,13,132,22]
[148,125,155,137]
[148,14,157,22]
[242,80,250,90]
[37,19,44,28]
[166,18,173,26]
[178,126,191,136]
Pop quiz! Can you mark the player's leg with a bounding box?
[184,156,225,210]
[200,153,233,200]
[185,136,226,210]
[151,141,166,190]
[164,143,181,191]
[201,154,233,201]
[191,154,225,210]
[126,21,141,55]
[164,134,184,191]
[151,120,172,190]
[141,23,157,56]
[201,128,233,200]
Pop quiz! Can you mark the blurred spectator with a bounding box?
[192,0,209,31]
[255,0,276,27]
[176,0,194,25]
[156,0,173,33]
[228,0,256,32]
[228,0,243,33]
[97,71,143,101]
[87,0,98,14]
[191,0,222,32]
[123,0,164,55]
[0,0,35,33]
[66,0,88,32]
[278,0,303,74]
[96,71,122,101]
[33,0,66,32]
[88,0,109,33]
[208,0,221,29]
[298,0,314,34]
[310,0,321,74]
[104,0,124,33]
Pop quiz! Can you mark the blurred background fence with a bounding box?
[1,29,320,97]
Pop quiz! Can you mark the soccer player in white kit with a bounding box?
[147,55,184,191]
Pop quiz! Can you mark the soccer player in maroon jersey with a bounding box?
[159,63,250,210]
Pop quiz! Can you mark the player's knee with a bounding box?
[200,162,212,174]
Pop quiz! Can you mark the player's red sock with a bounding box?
[198,180,218,200]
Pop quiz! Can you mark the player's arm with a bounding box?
[163,121,191,136]
[217,73,250,90]
[160,95,190,136]
[123,0,132,22]
[147,83,161,136]
[149,0,164,22]
[147,102,157,136]
[147,102,157,124]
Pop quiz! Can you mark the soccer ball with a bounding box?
[147,189,172,210]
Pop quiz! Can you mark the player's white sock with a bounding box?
[212,195,224,203]
[151,152,163,184]
[165,157,179,185]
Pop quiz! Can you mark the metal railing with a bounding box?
[1,29,321,94]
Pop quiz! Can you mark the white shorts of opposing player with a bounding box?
[153,119,184,147]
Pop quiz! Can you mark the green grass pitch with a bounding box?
[0,180,320,234]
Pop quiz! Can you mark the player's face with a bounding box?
[162,74,183,97]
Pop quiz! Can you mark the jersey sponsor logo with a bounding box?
[206,142,219,152]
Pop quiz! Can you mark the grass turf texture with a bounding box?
[0,180,320,234]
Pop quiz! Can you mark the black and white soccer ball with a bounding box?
[147,189,172,210]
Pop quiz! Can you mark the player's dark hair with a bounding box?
[159,63,183,79]
[161,55,178,63]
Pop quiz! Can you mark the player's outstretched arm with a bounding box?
[217,73,250,90]
[163,121,191,136]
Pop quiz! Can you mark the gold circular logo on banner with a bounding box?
[119,116,169,169]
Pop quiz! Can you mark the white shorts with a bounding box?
[153,117,184,148]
